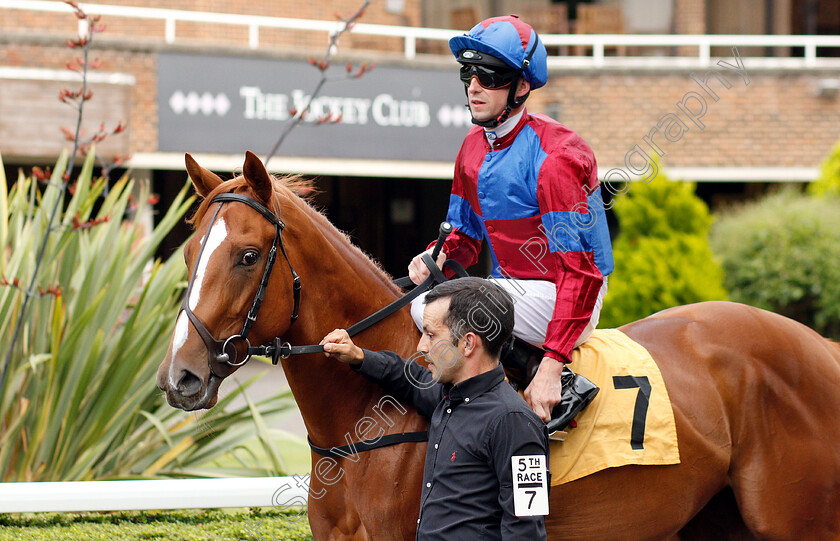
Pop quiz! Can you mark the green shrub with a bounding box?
[599,170,728,328]
[0,151,304,481]
[807,138,840,197]
[709,189,840,338]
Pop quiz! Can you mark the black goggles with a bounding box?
[459,64,518,89]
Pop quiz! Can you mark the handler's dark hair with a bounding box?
[424,277,514,358]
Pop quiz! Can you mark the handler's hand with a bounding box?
[524,357,565,422]
[320,329,364,365]
[408,249,447,285]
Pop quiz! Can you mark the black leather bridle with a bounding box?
[180,192,301,379]
[180,191,459,379]
[179,191,470,458]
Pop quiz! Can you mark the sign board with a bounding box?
[157,52,473,163]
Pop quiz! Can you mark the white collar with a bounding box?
[484,110,525,146]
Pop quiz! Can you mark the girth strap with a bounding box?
[307,431,429,458]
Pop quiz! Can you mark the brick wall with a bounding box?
[0,42,157,154]
[532,65,840,172]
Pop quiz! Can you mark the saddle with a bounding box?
[500,338,600,434]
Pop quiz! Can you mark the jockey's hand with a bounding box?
[408,249,447,285]
[320,329,364,365]
[524,357,565,422]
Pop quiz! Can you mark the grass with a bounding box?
[0,509,313,540]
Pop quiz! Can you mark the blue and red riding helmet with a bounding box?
[449,15,548,127]
[450,15,548,90]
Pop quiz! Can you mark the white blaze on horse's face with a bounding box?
[170,217,228,382]
[190,217,228,311]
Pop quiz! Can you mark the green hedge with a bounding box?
[710,189,840,338]
[0,509,313,541]
[599,169,728,328]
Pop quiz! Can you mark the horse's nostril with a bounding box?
[176,370,203,397]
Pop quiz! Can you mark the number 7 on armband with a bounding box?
[512,455,549,516]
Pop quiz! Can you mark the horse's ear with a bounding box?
[242,151,273,204]
[185,153,224,197]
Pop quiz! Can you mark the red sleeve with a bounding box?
[537,138,605,363]
[425,133,483,276]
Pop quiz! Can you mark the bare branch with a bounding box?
[263,0,373,165]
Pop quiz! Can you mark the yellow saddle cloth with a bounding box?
[549,329,680,485]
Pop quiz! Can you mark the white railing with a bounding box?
[0,0,456,58]
[0,477,307,512]
[2,0,840,67]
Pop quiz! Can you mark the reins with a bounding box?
[182,190,466,457]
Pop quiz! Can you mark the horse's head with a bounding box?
[157,151,298,410]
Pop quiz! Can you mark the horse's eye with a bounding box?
[240,250,259,266]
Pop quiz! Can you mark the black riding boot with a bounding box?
[500,338,600,434]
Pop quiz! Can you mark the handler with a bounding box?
[321,277,549,540]
[408,15,614,424]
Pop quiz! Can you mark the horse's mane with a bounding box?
[188,174,403,298]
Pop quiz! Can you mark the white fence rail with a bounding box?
[0,477,307,513]
[2,0,840,67]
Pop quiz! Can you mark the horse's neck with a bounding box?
[277,195,422,444]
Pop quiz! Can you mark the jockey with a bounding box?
[408,15,614,426]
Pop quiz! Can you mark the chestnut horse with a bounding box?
[157,152,840,540]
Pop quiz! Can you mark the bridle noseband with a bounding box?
[180,192,300,378]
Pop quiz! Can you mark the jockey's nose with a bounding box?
[175,369,202,397]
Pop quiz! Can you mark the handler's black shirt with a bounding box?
[354,350,549,540]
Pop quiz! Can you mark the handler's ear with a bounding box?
[462,331,480,356]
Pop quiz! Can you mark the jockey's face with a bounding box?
[417,297,464,384]
[465,75,530,124]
